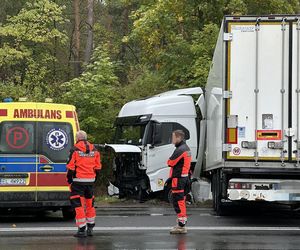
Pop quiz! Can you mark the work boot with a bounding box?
[170,225,187,234]
[87,224,94,237]
[74,226,87,238]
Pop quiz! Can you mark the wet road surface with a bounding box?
[1,204,300,249]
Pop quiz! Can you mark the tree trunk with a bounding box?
[84,0,94,64]
[73,0,81,76]
[119,5,129,84]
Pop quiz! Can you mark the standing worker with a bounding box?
[167,130,191,234]
[66,130,101,237]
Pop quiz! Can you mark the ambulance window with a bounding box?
[0,122,35,154]
[38,122,74,163]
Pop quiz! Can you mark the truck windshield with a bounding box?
[115,125,146,145]
[114,115,151,145]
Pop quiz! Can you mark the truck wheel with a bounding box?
[212,170,226,216]
[62,207,75,220]
[138,187,149,203]
[35,210,46,218]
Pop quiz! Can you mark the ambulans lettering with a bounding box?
[13,109,62,119]
[46,128,68,151]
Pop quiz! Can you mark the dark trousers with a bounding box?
[171,177,190,226]
[70,183,96,228]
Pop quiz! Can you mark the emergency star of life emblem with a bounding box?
[46,128,68,151]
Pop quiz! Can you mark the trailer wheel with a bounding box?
[62,207,75,220]
[212,170,226,216]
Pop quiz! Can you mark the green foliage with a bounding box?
[0,0,67,88]
[124,68,169,100]
[0,83,27,101]
[61,46,120,143]
[0,1,66,43]
[189,23,220,87]
[225,0,247,15]
[245,0,300,15]
[128,1,222,88]
[0,82,52,102]
[130,0,193,64]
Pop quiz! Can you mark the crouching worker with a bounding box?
[66,130,101,238]
[167,130,191,234]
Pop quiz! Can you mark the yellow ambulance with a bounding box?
[0,99,79,219]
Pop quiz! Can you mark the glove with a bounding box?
[67,170,74,184]
[95,169,101,182]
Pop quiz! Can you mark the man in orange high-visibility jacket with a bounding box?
[67,130,101,238]
[167,130,191,234]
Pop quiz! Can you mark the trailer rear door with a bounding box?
[225,17,300,164]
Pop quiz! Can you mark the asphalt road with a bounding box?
[1,204,300,249]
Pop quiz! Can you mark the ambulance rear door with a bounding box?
[36,109,75,204]
[0,105,38,204]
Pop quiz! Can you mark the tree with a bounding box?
[128,0,220,88]
[0,0,27,24]
[72,0,81,76]
[0,0,67,96]
[61,45,120,143]
[84,0,94,63]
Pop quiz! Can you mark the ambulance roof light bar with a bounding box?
[19,97,27,102]
[3,98,13,102]
[45,98,53,103]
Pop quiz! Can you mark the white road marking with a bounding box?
[97,216,129,218]
[1,226,300,232]
[199,213,212,216]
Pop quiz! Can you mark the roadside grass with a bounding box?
[95,195,121,204]
[95,194,212,208]
[95,195,169,206]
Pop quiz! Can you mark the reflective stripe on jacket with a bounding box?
[67,140,101,183]
[167,141,191,178]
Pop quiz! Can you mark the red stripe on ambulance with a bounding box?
[37,173,68,186]
[65,111,74,118]
[0,109,7,116]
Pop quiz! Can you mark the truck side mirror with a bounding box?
[152,122,162,146]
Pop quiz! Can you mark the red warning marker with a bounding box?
[233,147,241,155]
[6,127,29,149]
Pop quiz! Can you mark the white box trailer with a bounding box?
[204,15,300,214]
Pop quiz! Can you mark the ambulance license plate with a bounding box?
[0,178,26,185]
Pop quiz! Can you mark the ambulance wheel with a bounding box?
[62,207,75,220]
[212,170,226,216]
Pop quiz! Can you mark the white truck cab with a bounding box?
[106,87,205,200]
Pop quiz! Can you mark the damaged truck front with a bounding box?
[106,88,205,201]
[106,115,154,200]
